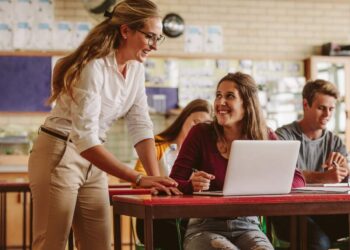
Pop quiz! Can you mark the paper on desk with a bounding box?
[293,186,350,194]
[307,183,350,187]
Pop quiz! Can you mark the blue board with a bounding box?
[0,56,52,112]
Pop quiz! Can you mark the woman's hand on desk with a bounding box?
[190,171,215,192]
[139,176,182,195]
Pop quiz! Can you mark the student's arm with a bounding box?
[307,137,349,184]
[170,125,204,194]
[81,145,176,192]
[292,168,305,188]
[134,138,160,176]
[302,168,348,184]
[134,159,148,176]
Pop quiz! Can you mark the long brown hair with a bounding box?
[48,0,159,104]
[213,72,268,143]
[156,99,213,144]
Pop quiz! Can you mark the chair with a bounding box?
[0,182,31,250]
[134,218,186,250]
[266,216,349,250]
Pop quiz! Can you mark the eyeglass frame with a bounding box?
[136,29,165,47]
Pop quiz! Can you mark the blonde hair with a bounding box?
[213,72,268,144]
[48,0,159,104]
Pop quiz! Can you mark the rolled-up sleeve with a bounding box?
[70,61,104,153]
[124,70,154,146]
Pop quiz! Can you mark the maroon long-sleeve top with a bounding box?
[170,123,305,194]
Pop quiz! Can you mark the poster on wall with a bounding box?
[13,21,32,49]
[205,25,223,53]
[184,25,204,53]
[0,22,12,50]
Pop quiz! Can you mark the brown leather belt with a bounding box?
[40,126,69,141]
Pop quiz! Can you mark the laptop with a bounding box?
[193,140,300,196]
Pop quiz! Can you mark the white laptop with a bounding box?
[194,140,300,196]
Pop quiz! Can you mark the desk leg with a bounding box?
[289,216,297,250]
[0,193,6,250]
[114,214,122,250]
[23,192,27,250]
[298,216,307,250]
[348,214,350,250]
[144,208,153,250]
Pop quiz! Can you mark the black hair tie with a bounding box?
[104,10,113,18]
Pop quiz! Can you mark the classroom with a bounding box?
[1,0,350,249]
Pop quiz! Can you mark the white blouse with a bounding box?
[45,53,154,153]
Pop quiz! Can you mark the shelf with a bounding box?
[0,137,30,144]
[0,50,304,61]
[0,50,69,57]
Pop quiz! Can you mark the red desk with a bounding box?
[112,193,350,250]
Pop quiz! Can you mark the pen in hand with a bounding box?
[333,161,339,169]
[332,161,350,185]
[191,168,215,192]
[191,168,201,192]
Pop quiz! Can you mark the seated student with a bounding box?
[272,79,349,250]
[134,98,213,250]
[169,72,305,250]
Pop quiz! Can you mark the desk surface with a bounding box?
[113,193,350,219]
[112,193,350,250]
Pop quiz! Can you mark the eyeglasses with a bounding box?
[137,30,165,47]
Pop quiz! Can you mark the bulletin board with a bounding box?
[0,56,52,112]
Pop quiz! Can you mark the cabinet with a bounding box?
[304,56,350,151]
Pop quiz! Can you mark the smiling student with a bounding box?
[28,1,178,250]
[170,72,305,250]
[272,79,349,250]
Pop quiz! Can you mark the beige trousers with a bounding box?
[28,131,111,250]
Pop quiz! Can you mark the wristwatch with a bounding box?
[135,174,143,186]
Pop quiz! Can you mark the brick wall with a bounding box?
[55,0,350,60]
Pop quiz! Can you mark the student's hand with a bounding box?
[151,187,183,196]
[190,171,215,192]
[139,176,181,196]
[322,152,348,182]
[324,152,347,171]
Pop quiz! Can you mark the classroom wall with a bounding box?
[55,0,350,60]
[2,0,350,163]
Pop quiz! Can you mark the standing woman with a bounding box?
[170,72,305,249]
[28,1,177,250]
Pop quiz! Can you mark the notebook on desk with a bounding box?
[193,140,300,196]
[292,186,350,194]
